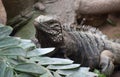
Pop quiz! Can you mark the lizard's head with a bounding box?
[34,15,63,47]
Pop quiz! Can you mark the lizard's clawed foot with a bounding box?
[100,50,114,76]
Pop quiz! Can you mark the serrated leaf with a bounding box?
[0,25,13,38]
[4,67,14,77]
[0,37,20,48]
[0,60,7,77]
[0,46,26,56]
[30,57,73,65]
[14,63,46,74]
[47,64,80,70]
[27,48,55,57]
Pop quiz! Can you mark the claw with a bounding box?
[100,50,115,76]
[100,56,114,75]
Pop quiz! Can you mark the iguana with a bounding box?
[34,15,120,76]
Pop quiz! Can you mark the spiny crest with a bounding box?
[62,24,107,39]
[77,25,107,39]
[35,15,107,39]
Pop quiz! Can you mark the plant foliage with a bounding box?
[0,24,101,77]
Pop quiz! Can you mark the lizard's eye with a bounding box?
[48,20,61,30]
[51,23,60,29]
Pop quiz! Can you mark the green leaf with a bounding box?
[17,73,34,77]
[30,57,73,65]
[7,58,23,66]
[19,39,35,51]
[0,25,13,38]
[67,67,98,77]
[0,37,20,48]
[14,63,46,74]
[40,69,54,77]
[0,46,26,56]
[27,48,55,57]
[107,19,116,26]
[4,67,14,77]
[0,60,7,77]
[99,74,106,77]
[94,69,106,77]
[47,64,80,70]
[94,69,100,74]
[53,72,62,77]
[56,68,79,76]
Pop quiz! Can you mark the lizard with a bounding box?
[34,15,120,76]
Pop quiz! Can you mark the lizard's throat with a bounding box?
[50,33,63,44]
[36,28,64,47]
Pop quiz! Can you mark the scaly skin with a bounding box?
[34,15,120,76]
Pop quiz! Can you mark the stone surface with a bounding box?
[43,0,78,25]
[75,0,120,26]
[76,0,120,14]
[3,0,37,20]
[0,0,7,24]
[33,2,46,11]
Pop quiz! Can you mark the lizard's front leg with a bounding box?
[100,50,115,76]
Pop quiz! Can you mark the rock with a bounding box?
[76,0,120,14]
[75,0,120,26]
[3,0,37,20]
[0,0,7,24]
[43,0,78,25]
[33,2,46,11]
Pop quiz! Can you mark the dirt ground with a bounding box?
[99,15,120,39]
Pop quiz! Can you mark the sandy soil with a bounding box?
[99,15,120,39]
